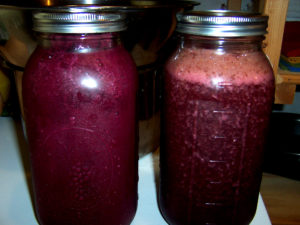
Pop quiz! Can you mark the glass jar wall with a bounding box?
[159,11,275,225]
[22,11,138,225]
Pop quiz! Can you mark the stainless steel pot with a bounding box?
[0,0,198,156]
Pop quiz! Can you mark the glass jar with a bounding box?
[22,10,138,225]
[159,11,275,225]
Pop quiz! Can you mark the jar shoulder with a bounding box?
[22,45,138,108]
[165,47,274,87]
[23,45,137,88]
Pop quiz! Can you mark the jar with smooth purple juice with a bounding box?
[22,10,138,225]
[159,11,275,225]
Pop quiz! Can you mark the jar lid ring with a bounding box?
[176,10,268,37]
[33,9,127,33]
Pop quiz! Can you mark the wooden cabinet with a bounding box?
[262,0,299,104]
[228,0,300,104]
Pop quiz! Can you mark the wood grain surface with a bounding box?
[261,173,300,225]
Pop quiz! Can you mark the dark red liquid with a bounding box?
[159,48,274,225]
[23,34,138,225]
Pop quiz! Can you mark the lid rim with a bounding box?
[33,11,127,33]
[176,10,269,37]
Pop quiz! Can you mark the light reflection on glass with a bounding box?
[81,76,98,89]
[215,48,225,55]
[212,77,224,87]
[75,45,92,53]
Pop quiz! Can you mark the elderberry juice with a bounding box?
[23,32,138,225]
[160,46,274,225]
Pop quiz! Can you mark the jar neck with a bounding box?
[177,33,265,53]
[37,32,122,52]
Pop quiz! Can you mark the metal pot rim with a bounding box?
[0,0,198,11]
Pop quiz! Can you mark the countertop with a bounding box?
[260,173,300,225]
[0,117,271,225]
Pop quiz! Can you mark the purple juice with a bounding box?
[22,34,138,225]
[159,48,274,225]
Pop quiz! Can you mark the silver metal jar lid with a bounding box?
[32,10,127,33]
[176,10,268,37]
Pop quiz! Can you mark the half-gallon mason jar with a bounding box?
[22,10,138,225]
[159,11,275,225]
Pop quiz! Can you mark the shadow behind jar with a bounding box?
[264,112,300,180]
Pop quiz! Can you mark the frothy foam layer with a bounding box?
[166,48,274,87]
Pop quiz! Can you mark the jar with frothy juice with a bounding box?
[159,11,275,225]
[22,10,138,225]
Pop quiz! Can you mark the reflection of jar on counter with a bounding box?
[22,11,138,225]
[159,11,275,225]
